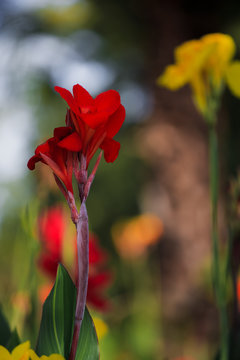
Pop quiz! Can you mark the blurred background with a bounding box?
[1,0,240,359]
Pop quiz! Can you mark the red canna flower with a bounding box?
[55,84,126,166]
[27,127,82,194]
[28,84,124,357]
[37,206,112,311]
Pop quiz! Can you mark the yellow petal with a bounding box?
[0,345,11,360]
[201,33,236,87]
[157,64,189,90]
[190,73,208,113]
[46,355,65,360]
[29,349,39,360]
[12,341,30,360]
[158,38,214,92]
[29,350,65,360]
[175,38,214,76]
[93,317,108,340]
[225,61,240,97]
[202,33,235,64]
[175,39,203,62]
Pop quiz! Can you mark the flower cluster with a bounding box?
[158,33,240,115]
[55,85,125,165]
[28,84,125,203]
[37,206,112,311]
[0,341,64,360]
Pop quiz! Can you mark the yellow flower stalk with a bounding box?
[158,33,240,116]
[0,341,65,360]
[158,31,240,360]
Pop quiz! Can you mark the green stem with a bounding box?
[209,127,219,291]
[208,125,228,360]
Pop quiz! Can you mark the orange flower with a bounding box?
[112,214,163,259]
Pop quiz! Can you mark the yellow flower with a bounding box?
[201,33,235,87]
[158,33,240,114]
[0,341,65,360]
[28,350,65,360]
[0,341,30,360]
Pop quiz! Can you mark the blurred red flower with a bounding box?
[37,206,112,311]
[55,84,125,166]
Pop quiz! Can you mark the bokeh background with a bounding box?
[1,0,240,359]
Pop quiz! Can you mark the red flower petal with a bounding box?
[95,90,120,115]
[81,112,109,129]
[27,154,41,170]
[73,84,94,113]
[106,104,126,138]
[100,138,120,162]
[55,86,80,116]
[40,152,66,183]
[86,290,110,311]
[38,207,65,256]
[65,110,72,127]
[53,126,72,140]
[69,109,85,135]
[38,252,59,278]
[57,132,82,152]
[88,272,113,288]
[35,140,51,155]
[89,235,108,265]
[27,139,51,170]
[86,127,106,165]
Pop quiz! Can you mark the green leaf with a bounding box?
[76,307,99,360]
[6,329,20,351]
[36,263,99,360]
[0,305,11,346]
[36,264,76,358]
[0,307,20,351]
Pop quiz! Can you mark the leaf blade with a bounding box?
[0,305,11,346]
[36,264,76,358]
[36,263,99,360]
[6,329,20,351]
[76,307,99,360]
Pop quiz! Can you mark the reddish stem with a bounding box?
[67,191,79,225]
[68,154,101,359]
[69,200,89,360]
[84,151,102,199]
